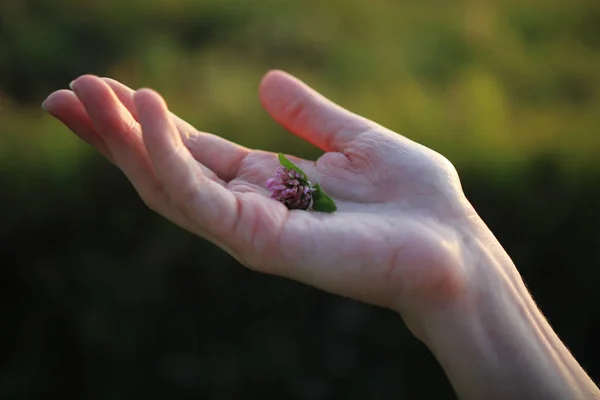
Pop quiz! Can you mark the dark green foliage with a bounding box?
[1,0,600,398]
[407,26,473,88]
[0,0,249,103]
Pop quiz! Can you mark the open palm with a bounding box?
[44,70,472,314]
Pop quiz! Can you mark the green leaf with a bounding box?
[277,153,307,180]
[276,153,337,212]
[311,183,337,213]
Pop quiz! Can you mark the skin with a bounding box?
[43,70,600,399]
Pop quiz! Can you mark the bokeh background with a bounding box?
[2,0,600,398]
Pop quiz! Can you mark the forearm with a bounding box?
[419,227,600,399]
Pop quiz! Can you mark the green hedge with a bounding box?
[2,0,600,397]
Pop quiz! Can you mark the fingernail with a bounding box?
[69,80,76,90]
[41,99,47,110]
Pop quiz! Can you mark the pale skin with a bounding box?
[43,70,599,399]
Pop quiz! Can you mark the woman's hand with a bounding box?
[43,71,475,321]
[43,70,600,399]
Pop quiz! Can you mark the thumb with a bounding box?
[258,70,377,152]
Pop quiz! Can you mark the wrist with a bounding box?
[411,217,599,399]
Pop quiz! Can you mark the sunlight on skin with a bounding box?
[42,70,600,399]
[42,70,470,316]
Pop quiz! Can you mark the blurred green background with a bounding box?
[1,0,599,398]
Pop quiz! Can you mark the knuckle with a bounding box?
[434,153,458,176]
[430,154,463,192]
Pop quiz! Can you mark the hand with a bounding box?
[43,71,476,323]
[44,71,600,398]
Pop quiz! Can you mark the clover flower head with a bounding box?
[266,166,315,210]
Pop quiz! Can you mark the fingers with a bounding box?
[51,75,235,241]
[102,77,250,182]
[69,76,162,195]
[99,78,139,120]
[133,88,239,231]
[259,70,378,152]
[67,76,220,224]
[42,90,114,163]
